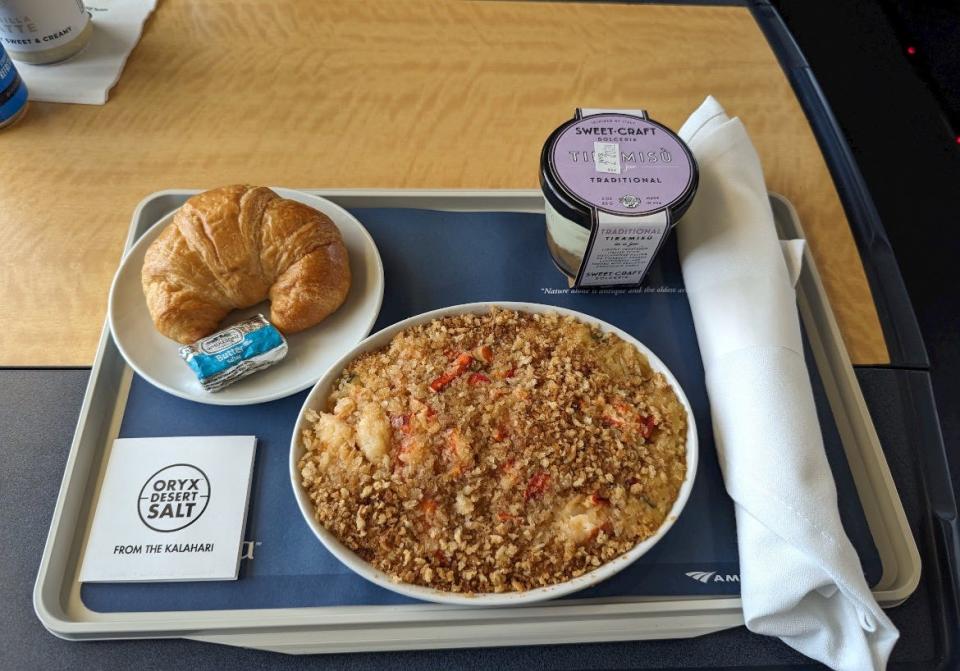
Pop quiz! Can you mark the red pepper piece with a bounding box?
[420,498,438,515]
[601,414,623,428]
[524,471,551,502]
[639,415,657,439]
[429,353,474,392]
[468,373,490,385]
[590,492,611,507]
[430,372,456,392]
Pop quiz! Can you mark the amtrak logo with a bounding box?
[686,570,715,583]
[685,570,740,584]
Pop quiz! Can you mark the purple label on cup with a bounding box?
[550,114,694,216]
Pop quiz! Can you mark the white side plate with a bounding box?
[107,189,384,406]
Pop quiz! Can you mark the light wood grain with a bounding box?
[0,0,888,365]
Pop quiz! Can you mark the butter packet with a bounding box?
[179,315,287,392]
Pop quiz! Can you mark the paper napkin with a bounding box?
[16,0,157,105]
[676,96,899,671]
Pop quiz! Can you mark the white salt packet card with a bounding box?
[80,436,256,582]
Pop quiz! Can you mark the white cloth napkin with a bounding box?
[677,96,899,671]
[16,0,156,105]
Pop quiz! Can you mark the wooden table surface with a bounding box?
[0,0,888,366]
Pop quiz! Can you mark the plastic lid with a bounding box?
[540,112,698,227]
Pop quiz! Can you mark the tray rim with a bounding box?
[33,188,920,652]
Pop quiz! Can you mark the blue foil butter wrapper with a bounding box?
[178,315,288,392]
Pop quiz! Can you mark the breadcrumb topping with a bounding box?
[298,308,687,593]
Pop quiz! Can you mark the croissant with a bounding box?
[142,185,351,344]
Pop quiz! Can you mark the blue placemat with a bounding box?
[82,208,881,612]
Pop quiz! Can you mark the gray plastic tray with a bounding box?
[33,189,920,654]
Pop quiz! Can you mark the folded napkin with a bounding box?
[16,0,156,105]
[677,96,899,671]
